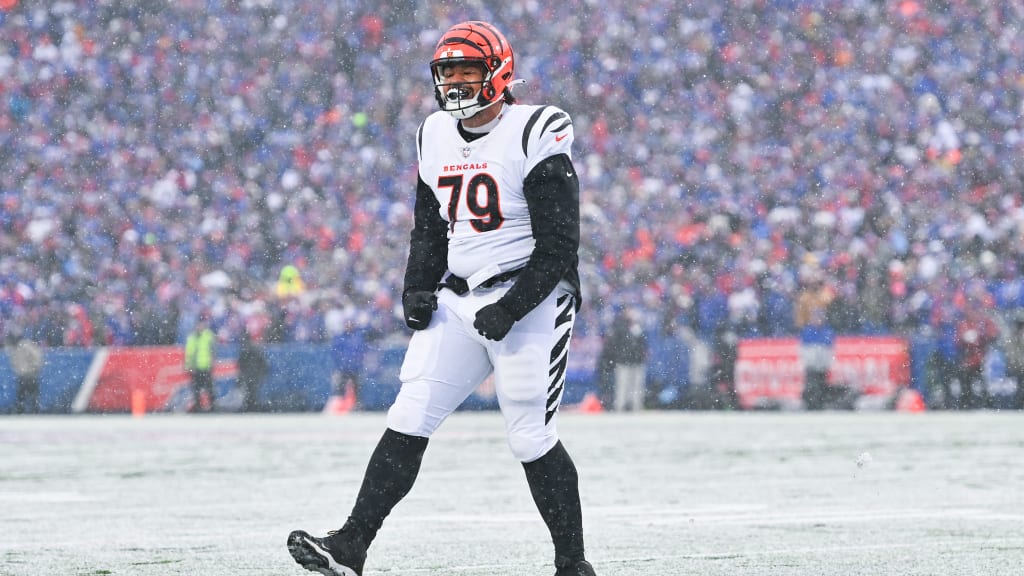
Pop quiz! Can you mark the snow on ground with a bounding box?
[2,411,1023,575]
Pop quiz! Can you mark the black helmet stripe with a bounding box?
[440,22,502,60]
[473,21,505,55]
[441,37,487,59]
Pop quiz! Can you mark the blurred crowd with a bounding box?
[1,0,1023,374]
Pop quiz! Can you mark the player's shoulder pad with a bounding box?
[417,111,453,160]
[520,105,574,158]
[415,119,425,162]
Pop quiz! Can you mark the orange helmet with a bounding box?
[430,21,516,119]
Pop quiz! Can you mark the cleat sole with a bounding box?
[287,531,359,576]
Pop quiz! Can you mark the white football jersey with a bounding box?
[416,104,574,287]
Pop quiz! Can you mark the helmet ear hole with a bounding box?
[481,84,496,101]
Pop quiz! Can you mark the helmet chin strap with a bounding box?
[445,98,495,120]
[441,76,525,120]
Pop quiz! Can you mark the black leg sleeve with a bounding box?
[522,441,586,563]
[346,428,429,546]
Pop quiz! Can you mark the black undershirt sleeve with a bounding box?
[403,175,448,296]
[497,153,581,320]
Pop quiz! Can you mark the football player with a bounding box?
[287,20,595,576]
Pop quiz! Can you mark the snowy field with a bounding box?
[2,411,1023,576]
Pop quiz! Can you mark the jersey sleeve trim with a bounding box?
[415,120,425,164]
[541,111,571,135]
[521,105,550,156]
[520,105,574,161]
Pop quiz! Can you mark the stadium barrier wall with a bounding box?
[0,343,537,414]
[0,337,1018,413]
[0,348,94,413]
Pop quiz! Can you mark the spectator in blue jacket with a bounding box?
[799,308,836,411]
[646,316,690,409]
[329,314,370,408]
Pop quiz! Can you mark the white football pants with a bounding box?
[388,282,576,463]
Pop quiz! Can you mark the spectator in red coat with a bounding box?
[954,306,999,409]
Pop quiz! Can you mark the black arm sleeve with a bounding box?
[403,176,448,295]
[497,153,582,320]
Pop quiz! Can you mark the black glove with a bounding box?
[403,290,438,330]
[474,303,516,341]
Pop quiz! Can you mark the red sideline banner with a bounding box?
[86,347,236,413]
[735,337,910,409]
[831,337,910,397]
[734,338,803,409]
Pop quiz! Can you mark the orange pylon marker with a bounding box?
[895,388,926,413]
[323,384,357,415]
[131,389,147,418]
[577,392,604,413]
